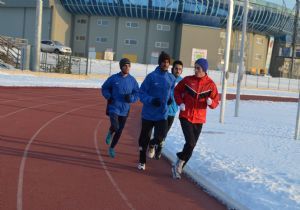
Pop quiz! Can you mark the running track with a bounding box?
[1,87,296,210]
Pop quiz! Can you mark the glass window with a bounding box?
[97,19,109,26]
[255,54,262,60]
[256,37,264,45]
[126,21,139,28]
[156,24,171,31]
[155,41,169,49]
[96,37,108,43]
[218,48,224,55]
[124,39,137,45]
[220,32,226,39]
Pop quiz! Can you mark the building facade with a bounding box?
[0,0,298,76]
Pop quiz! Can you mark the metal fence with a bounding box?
[39,52,300,92]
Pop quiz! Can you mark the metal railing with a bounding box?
[0,35,27,68]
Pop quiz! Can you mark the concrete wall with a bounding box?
[0,1,52,44]
[72,15,88,57]
[179,25,222,69]
[49,0,71,46]
[72,17,176,63]
[89,16,117,59]
[145,20,176,64]
[116,17,147,63]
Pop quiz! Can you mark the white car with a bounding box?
[41,40,72,55]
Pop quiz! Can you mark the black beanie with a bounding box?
[158,51,171,65]
[119,58,131,69]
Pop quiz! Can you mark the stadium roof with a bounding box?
[60,0,298,37]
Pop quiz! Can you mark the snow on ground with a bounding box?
[0,70,299,210]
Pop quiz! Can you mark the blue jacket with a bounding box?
[139,66,176,121]
[168,76,182,116]
[101,72,139,116]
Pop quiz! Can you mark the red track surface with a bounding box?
[1,87,227,210]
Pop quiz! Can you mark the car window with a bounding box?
[41,41,47,44]
[53,41,63,46]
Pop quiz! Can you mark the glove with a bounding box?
[124,94,131,103]
[107,98,113,104]
[207,97,212,106]
[167,98,172,105]
[179,103,185,111]
[151,98,161,107]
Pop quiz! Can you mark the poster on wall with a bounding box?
[265,36,274,72]
[191,48,207,66]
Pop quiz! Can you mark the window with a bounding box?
[96,37,108,43]
[75,36,85,41]
[256,37,264,45]
[220,32,226,39]
[255,54,262,60]
[156,24,171,31]
[124,39,137,45]
[77,19,87,24]
[218,48,224,55]
[155,41,169,49]
[97,19,109,26]
[126,21,139,28]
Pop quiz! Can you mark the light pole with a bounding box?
[220,0,234,123]
[294,0,300,139]
[235,0,249,117]
[32,0,43,71]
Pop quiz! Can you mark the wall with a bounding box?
[179,25,222,69]
[49,0,71,46]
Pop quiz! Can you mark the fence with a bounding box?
[38,52,300,92]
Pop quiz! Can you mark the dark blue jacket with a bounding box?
[101,72,139,116]
[139,67,175,121]
[168,76,182,116]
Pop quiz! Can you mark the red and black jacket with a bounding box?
[174,74,219,124]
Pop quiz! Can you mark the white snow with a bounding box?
[0,70,299,210]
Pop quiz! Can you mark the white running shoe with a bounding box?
[147,145,155,158]
[175,158,185,174]
[172,165,181,179]
[172,158,185,179]
[138,163,146,170]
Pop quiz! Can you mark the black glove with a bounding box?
[107,98,113,104]
[124,94,131,103]
[167,98,172,105]
[151,98,161,107]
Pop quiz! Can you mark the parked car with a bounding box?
[41,40,72,55]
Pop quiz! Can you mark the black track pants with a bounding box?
[138,119,168,164]
[176,118,203,167]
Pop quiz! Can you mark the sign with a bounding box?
[191,48,207,66]
[104,51,114,61]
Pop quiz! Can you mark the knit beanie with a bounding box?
[158,51,171,65]
[195,58,208,73]
[119,58,131,69]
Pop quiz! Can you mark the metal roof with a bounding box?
[60,0,298,37]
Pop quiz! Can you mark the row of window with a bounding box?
[218,48,263,60]
[220,32,264,45]
[77,36,169,48]
[77,18,171,31]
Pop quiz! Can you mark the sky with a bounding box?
[0,69,299,210]
[268,0,295,9]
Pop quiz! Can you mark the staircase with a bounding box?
[0,35,28,69]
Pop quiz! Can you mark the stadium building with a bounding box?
[0,0,299,77]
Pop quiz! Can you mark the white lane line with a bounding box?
[0,92,95,104]
[16,103,97,210]
[94,120,135,210]
[0,96,96,119]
